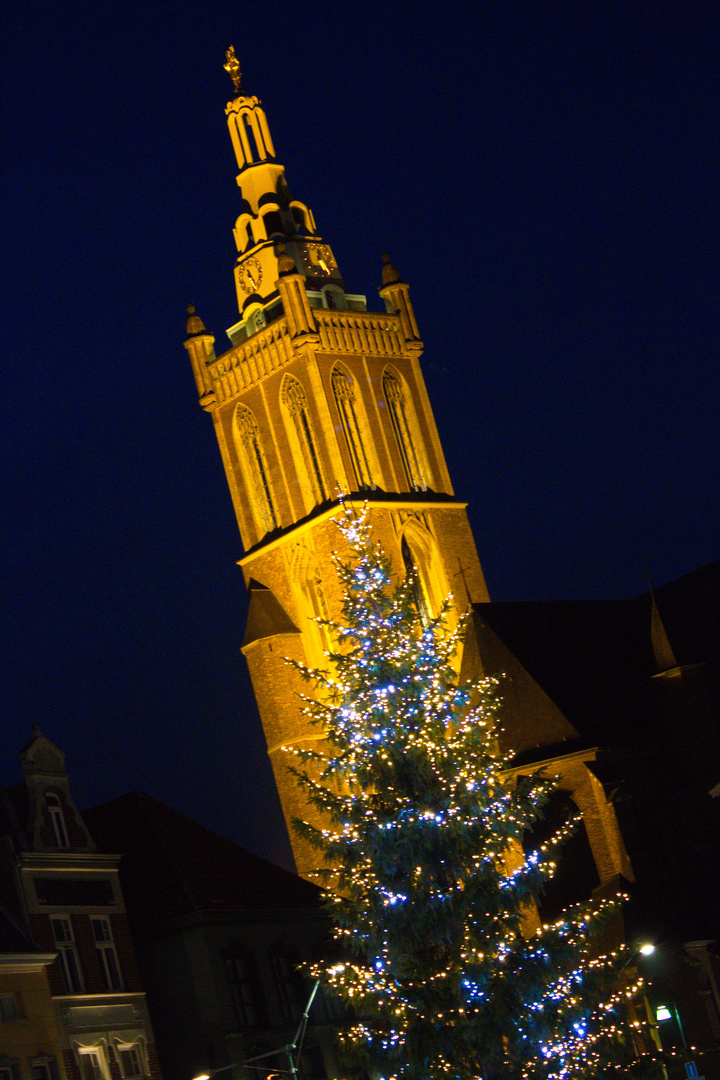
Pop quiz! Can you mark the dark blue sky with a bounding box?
[1,2,717,869]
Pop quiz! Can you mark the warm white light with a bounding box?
[639,943,655,956]
[329,963,346,975]
[193,1074,211,1080]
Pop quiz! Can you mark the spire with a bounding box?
[220,56,343,321]
[379,253,421,345]
[649,585,678,674]
[185,303,206,336]
[183,303,216,402]
[381,252,402,286]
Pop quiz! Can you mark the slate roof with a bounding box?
[83,791,323,931]
[475,560,719,749]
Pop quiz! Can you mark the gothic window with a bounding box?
[293,549,332,667]
[331,365,374,491]
[523,790,600,924]
[46,791,70,849]
[92,917,123,991]
[383,369,427,492]
[234,405,278,537]
[401,536,431,628]
[281,377,327,508]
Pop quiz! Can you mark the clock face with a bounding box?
[238,256,263,294]
[307,243,336,274]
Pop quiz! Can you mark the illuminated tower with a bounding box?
[184,53,490,875]
[185,52,629,892]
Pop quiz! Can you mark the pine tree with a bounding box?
[287,507,663,1080]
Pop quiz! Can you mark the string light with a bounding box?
[283,506,669,1080]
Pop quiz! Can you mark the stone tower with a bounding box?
[184,58,491,876]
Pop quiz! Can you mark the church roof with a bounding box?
[242,580,301,648]
[474,560,719,749]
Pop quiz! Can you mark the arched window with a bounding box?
[400,521,450,628]
[234,405,278,537]
[401,536,431,628]
[523,790,600,923]
[383,369,427,491]
[281,377,327,508]
[331,365,374,491]
[290,545,332,668]
[262,209,284,238]
[46,791,70,849]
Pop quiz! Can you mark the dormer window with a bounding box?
[46,791,70,849]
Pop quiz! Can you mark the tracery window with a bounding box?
[331,366,374,490]
[401,536,431,628]
[234,405,278,536]
[383,370,427,491]
[281,377,327,507]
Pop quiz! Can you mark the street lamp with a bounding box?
[193,969,344,1080]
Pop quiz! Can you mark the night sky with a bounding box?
[1,2,717,871]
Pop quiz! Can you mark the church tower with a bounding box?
[184,51,490,876]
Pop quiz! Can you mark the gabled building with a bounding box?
[0,729,160,1080]
[83,793,342,1080]
[0,906,66,1080]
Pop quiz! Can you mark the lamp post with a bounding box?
[193,974,329,1080]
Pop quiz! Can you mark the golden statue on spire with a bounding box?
[224,46,243,94]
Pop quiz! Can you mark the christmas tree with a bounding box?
[286,506,663,1080]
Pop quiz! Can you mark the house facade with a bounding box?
[0,730,160,1080]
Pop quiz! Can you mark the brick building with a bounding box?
[84,792,343,1080]
[0,729,160,1080]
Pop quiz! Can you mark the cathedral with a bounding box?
[183,51,719,1070]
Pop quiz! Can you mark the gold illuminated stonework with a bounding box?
[185,73,631,895]
[223,45,242,94]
